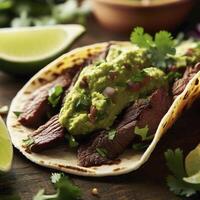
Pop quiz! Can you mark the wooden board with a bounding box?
[0,18,199,200]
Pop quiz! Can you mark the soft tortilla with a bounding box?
[7,42,200,177]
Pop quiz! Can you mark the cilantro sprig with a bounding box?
[96,147,108,158]
[166,71,182,83]
[48,85,63,108]
[13,111,22,118]
[22,136,35,147]
[75,94,91,111]
[0,0,90,27]
[131,70,147,83]
[132,125,153,151]
[165,148,200,197]
[65,134,79,148]
[0,173,81,200]
[130,27,176,69]
[33,173,82,200]
[134,125,152,141]
[108,129,117,140]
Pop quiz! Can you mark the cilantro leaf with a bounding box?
[32,16,57,26]
[167,175,196,197]
[134,125,152,141]
[33,189,53,200]
[13,111,22,118]
[154,31,175,56]
[108,129,117,140]
[0,0,13,10]
[96,147,108,158]
[131,70,147,83]
[65,135,79,148]
[165,148,200,197]
[22,136,35,147]
[165,148,186,178]
[48,85,63,108]
[75,94,90,111]
[52,0,90,25]
[130,27,153,49]
[166,72,182,83]
[33,173,82,200]
[130,27,176,69]
[132,143,149,151]
[54,174,81,200]
[51,173,64,184]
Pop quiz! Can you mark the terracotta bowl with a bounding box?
[91,0,195,33]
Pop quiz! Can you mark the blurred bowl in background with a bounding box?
[92,0,195,33]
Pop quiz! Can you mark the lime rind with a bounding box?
[0,25,85,75]
[183,144,200,185]
[0,117,13,172]
[0,25,85,62]
[185,144,200,177]
[183,171,200,184]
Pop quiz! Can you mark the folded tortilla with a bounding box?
[7,42,200,176]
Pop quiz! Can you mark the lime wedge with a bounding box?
[0,25,85,75]
[0,116,13,172]
[185,144,200,176]
[183,171,200,184]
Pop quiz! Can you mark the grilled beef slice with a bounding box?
[19,68,78,127]
[27,115,65,152]
[172,63,200,98]
[78,88,172,167]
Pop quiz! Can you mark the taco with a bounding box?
[7,28,200,176]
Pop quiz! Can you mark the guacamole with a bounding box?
[59,45,167,135]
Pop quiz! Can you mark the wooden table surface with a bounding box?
[0,18,200,200]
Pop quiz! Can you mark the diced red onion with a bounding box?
[103,87,116,97]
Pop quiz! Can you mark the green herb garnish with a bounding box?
[166,71,182,83]
[75,94,90,111]
[134,125,152,141]
[132,143,149,151]
[108,129,117,140]
[131,70,147,83]
[22,136,34,147]
[165,148,200,197]
[96,147,108,158]
[33,173,82,200]
[66,135,79,148]
[130,27,176,69]
[13,111,22,118]
[48,85,63,108]
[0,0,90,28]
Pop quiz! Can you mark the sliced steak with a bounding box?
[172,63,200,98]
[78,88,172,167]
[19,68,78,127]
[27,115,65,153]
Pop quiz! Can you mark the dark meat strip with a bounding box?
[172,63,200,98]
[78,88,172,167]
[19,68,78,127]
[27,115,65,153]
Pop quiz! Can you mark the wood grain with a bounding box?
[0,17,199,200]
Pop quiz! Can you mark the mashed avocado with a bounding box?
[59,45,167,135]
